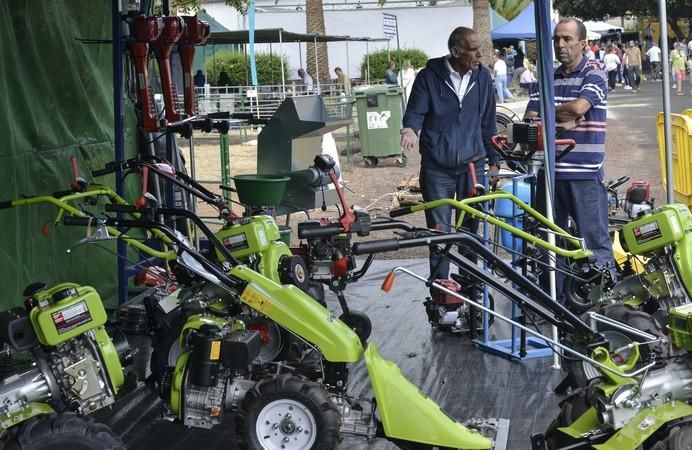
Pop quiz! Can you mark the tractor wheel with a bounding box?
[650,419,692,449]
[239,374,339,450]
[563,267,609,314]
[395,153,408,168]
[364,157,378,168]
[562,304,665,389]
[339,309,372,342]
[2,413,123,450]
[544,385,596,449]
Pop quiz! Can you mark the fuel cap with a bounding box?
[52,287,78,302]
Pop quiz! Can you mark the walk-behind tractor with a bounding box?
[57,210,496,449]
[0,282,131,449]
[350,194,692,449]
[0,173,498,449]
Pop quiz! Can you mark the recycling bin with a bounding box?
[354,85,406,167]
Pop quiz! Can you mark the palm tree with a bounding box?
[305,0,331,84]
[473,0,495,69]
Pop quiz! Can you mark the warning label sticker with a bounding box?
[633,221,662,244]
[52,301,92,334]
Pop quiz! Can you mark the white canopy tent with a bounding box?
[583,20,624,35]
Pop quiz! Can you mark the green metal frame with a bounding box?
[402,193,592,260]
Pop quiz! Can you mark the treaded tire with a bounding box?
[238,374,339,450]
[2,413,123,450]
[544,386,594,449]
[649,419,692,450]
[562,304,665,389]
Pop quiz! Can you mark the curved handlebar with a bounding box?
[390,193,592,260]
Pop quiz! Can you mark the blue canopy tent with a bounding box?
[491,1,554,41]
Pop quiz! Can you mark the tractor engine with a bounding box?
[605,250,690,316]
[160,325,261,429]
[0,333,122,417]
[594,359,692,430]
[300,229,355,284]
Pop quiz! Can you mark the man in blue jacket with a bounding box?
[401,26,500,279]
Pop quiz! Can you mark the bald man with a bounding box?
[401,26,500,280]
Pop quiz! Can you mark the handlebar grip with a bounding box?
[230,112,254,121]
[0,200,12,209]
[389,207,413,218]
[63,216,98,226]
[105,204,139,214]
[92,167,115,177]
[352,239,401,255]
[297,224,344,239]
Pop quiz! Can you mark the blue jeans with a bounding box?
[494,74,513,104]
[419,163,485,279]
[536,175,615,302]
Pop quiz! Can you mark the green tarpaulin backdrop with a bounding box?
[0,1,139,309]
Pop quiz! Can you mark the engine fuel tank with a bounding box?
[621,204,692,255]
[29,283,107,347]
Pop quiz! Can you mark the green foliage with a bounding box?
[359,48,429,80]
[204,51,288,86]
[553,0,691,39]
[491,0,531,21]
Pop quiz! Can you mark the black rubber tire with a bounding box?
[650,419,692,450]
[562,304,665,389]
[563,268,607,314]
[395,153,408,168]
[339,309,372,342]
[544,386,594,449]
[238,374,339,450]
[2,413,123,450]
[364,157,378,168]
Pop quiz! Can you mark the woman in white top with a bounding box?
[493,51,514,104]
[519,63,537,93]
[603,46,621,91]
[399,60,416,104]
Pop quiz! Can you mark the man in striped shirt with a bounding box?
[524,17,615,302]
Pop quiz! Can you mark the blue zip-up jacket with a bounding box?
[403,56,499,172]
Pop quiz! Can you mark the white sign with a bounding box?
[383,13,397,39]
[367,111,392,129]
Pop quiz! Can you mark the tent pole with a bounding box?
[279,30,286,99]
[346,40,350,81]
[314,36,320,94]
[658,0,674,203]
[534,0,559,369]
[366,41,370,84]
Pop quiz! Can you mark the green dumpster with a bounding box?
[354,85,407,167]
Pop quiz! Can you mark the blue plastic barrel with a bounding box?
[495,180,531,253]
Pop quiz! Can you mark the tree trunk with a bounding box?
[473,0,494,69]
[667,15,685,41]
[305,0,330,84]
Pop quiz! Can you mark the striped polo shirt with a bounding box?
[526,56,608,180]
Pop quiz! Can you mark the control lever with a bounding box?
[69,156,87,193]
[64,217,113,254]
